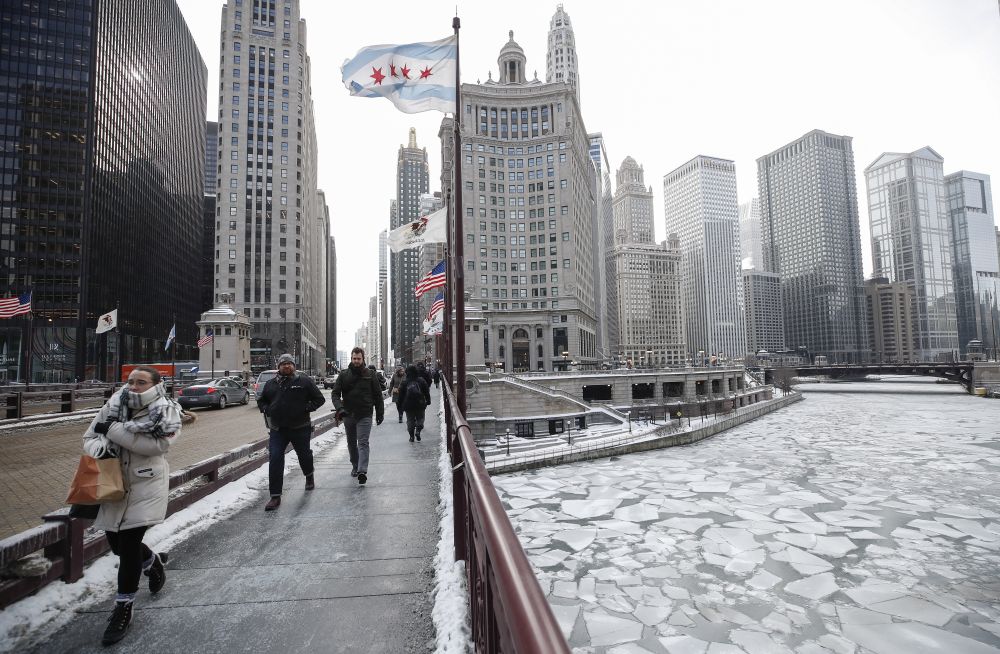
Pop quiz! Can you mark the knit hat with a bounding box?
[277,354,295,366]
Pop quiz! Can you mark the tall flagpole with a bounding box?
[170,314,176,397]
[452,15,467,413]
[115,299,122,384]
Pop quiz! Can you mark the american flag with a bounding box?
[426,292,445,322]
[0,292,32,319]
[197,328,214,348]
[414,260,446,298]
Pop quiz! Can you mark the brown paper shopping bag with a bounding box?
[66,455,125,504]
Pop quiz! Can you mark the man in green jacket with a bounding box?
[331,347,384,485]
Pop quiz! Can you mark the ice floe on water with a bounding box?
[493,382,1000,652]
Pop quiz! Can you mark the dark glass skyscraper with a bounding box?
[391,128,429,361]
[757,130,869,363]
[0,0,206,381]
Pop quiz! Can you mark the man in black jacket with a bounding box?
[331,347,384,485]
[257,353,325,511]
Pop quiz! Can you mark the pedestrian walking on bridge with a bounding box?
[82,365,195,646]
[399,364,431,442]
[257,353,326,511]
[331,347,384,485]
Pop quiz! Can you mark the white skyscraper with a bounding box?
[664,156,746,362]
[215,0,325,372]
[945,170,997,355]
[378,229,389,366]
[546,4,580,105]
[738,198,763,271]
[589,133,614,361]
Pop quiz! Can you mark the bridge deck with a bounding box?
[29,397,441,653]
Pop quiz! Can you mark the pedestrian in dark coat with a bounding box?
[257,353,326,511]
[331,347,385,485]
[432,367,441,388]
[387,366,406,423]
[399,364,431,442]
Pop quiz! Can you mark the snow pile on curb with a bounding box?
[431,395,473,653]
[0,426,343,653]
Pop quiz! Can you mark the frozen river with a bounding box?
[494,379,1000,654]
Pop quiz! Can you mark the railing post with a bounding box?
[5,393,19,419]
[42,514,85,582]
[60,390,73,413]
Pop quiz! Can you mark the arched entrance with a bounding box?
[512,328,530,373]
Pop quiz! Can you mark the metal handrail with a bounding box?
[442,378,569,654]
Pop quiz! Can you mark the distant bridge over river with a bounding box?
[764,361,1000,394]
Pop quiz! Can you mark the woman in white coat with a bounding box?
[82,365,194,646]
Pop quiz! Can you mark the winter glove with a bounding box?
[93,421,111,435]
[334,409,348,422]
[376,415,383,426]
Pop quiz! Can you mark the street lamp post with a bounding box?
[626,410,631,434]
[505,427,511,457]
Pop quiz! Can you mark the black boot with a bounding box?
[305,474,315,490]
[144,552,168,594]
[264,496,281,511]
[101,600,133,646]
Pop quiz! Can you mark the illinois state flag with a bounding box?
[341,36,456,114]
[388,207,447,252]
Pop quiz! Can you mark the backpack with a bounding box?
[403,380,425,411]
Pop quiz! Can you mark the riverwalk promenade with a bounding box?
[19,402,441,653]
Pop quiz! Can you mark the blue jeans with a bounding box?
[343,415,372,474]
[268,426,314,496]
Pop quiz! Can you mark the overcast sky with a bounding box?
[175,0,1000,353]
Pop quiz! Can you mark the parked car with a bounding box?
[323,375,336,389]
[253,370,278,396]
[177,378,249,410]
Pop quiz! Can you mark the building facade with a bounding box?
[738,198,763,271]
[546,5,580,104]
[439,32,598,373]
[411,193,445,364]
[611,237,686,367]
[757,130,868,363]
[391,129,429,362]
[742,270,785,354]
[865,147,958,361]
[663,156,746,362]
[588,133,614,360]
[612,157,654,243]
[378,229,389,367]
[327,234,336,369]
[215,0,326,373]
[945,171,997,355]
[0,0,206,382]
[864,277,915,363]
[204,122,220,313]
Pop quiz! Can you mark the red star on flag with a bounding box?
[400,64,411,79]
[370,66,385,85]
[419,66,433,79]
[389,63,398,78]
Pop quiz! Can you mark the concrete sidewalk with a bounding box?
[30,394,441,653]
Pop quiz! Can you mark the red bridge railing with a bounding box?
[442,379,570,653]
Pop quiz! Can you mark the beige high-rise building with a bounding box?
[439,31,598,373]
[865,277,914,363]
[215,0,325,373]
[611,236,686,367]
[613,156,654,244]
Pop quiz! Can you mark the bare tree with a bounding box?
[772,367,796,394]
